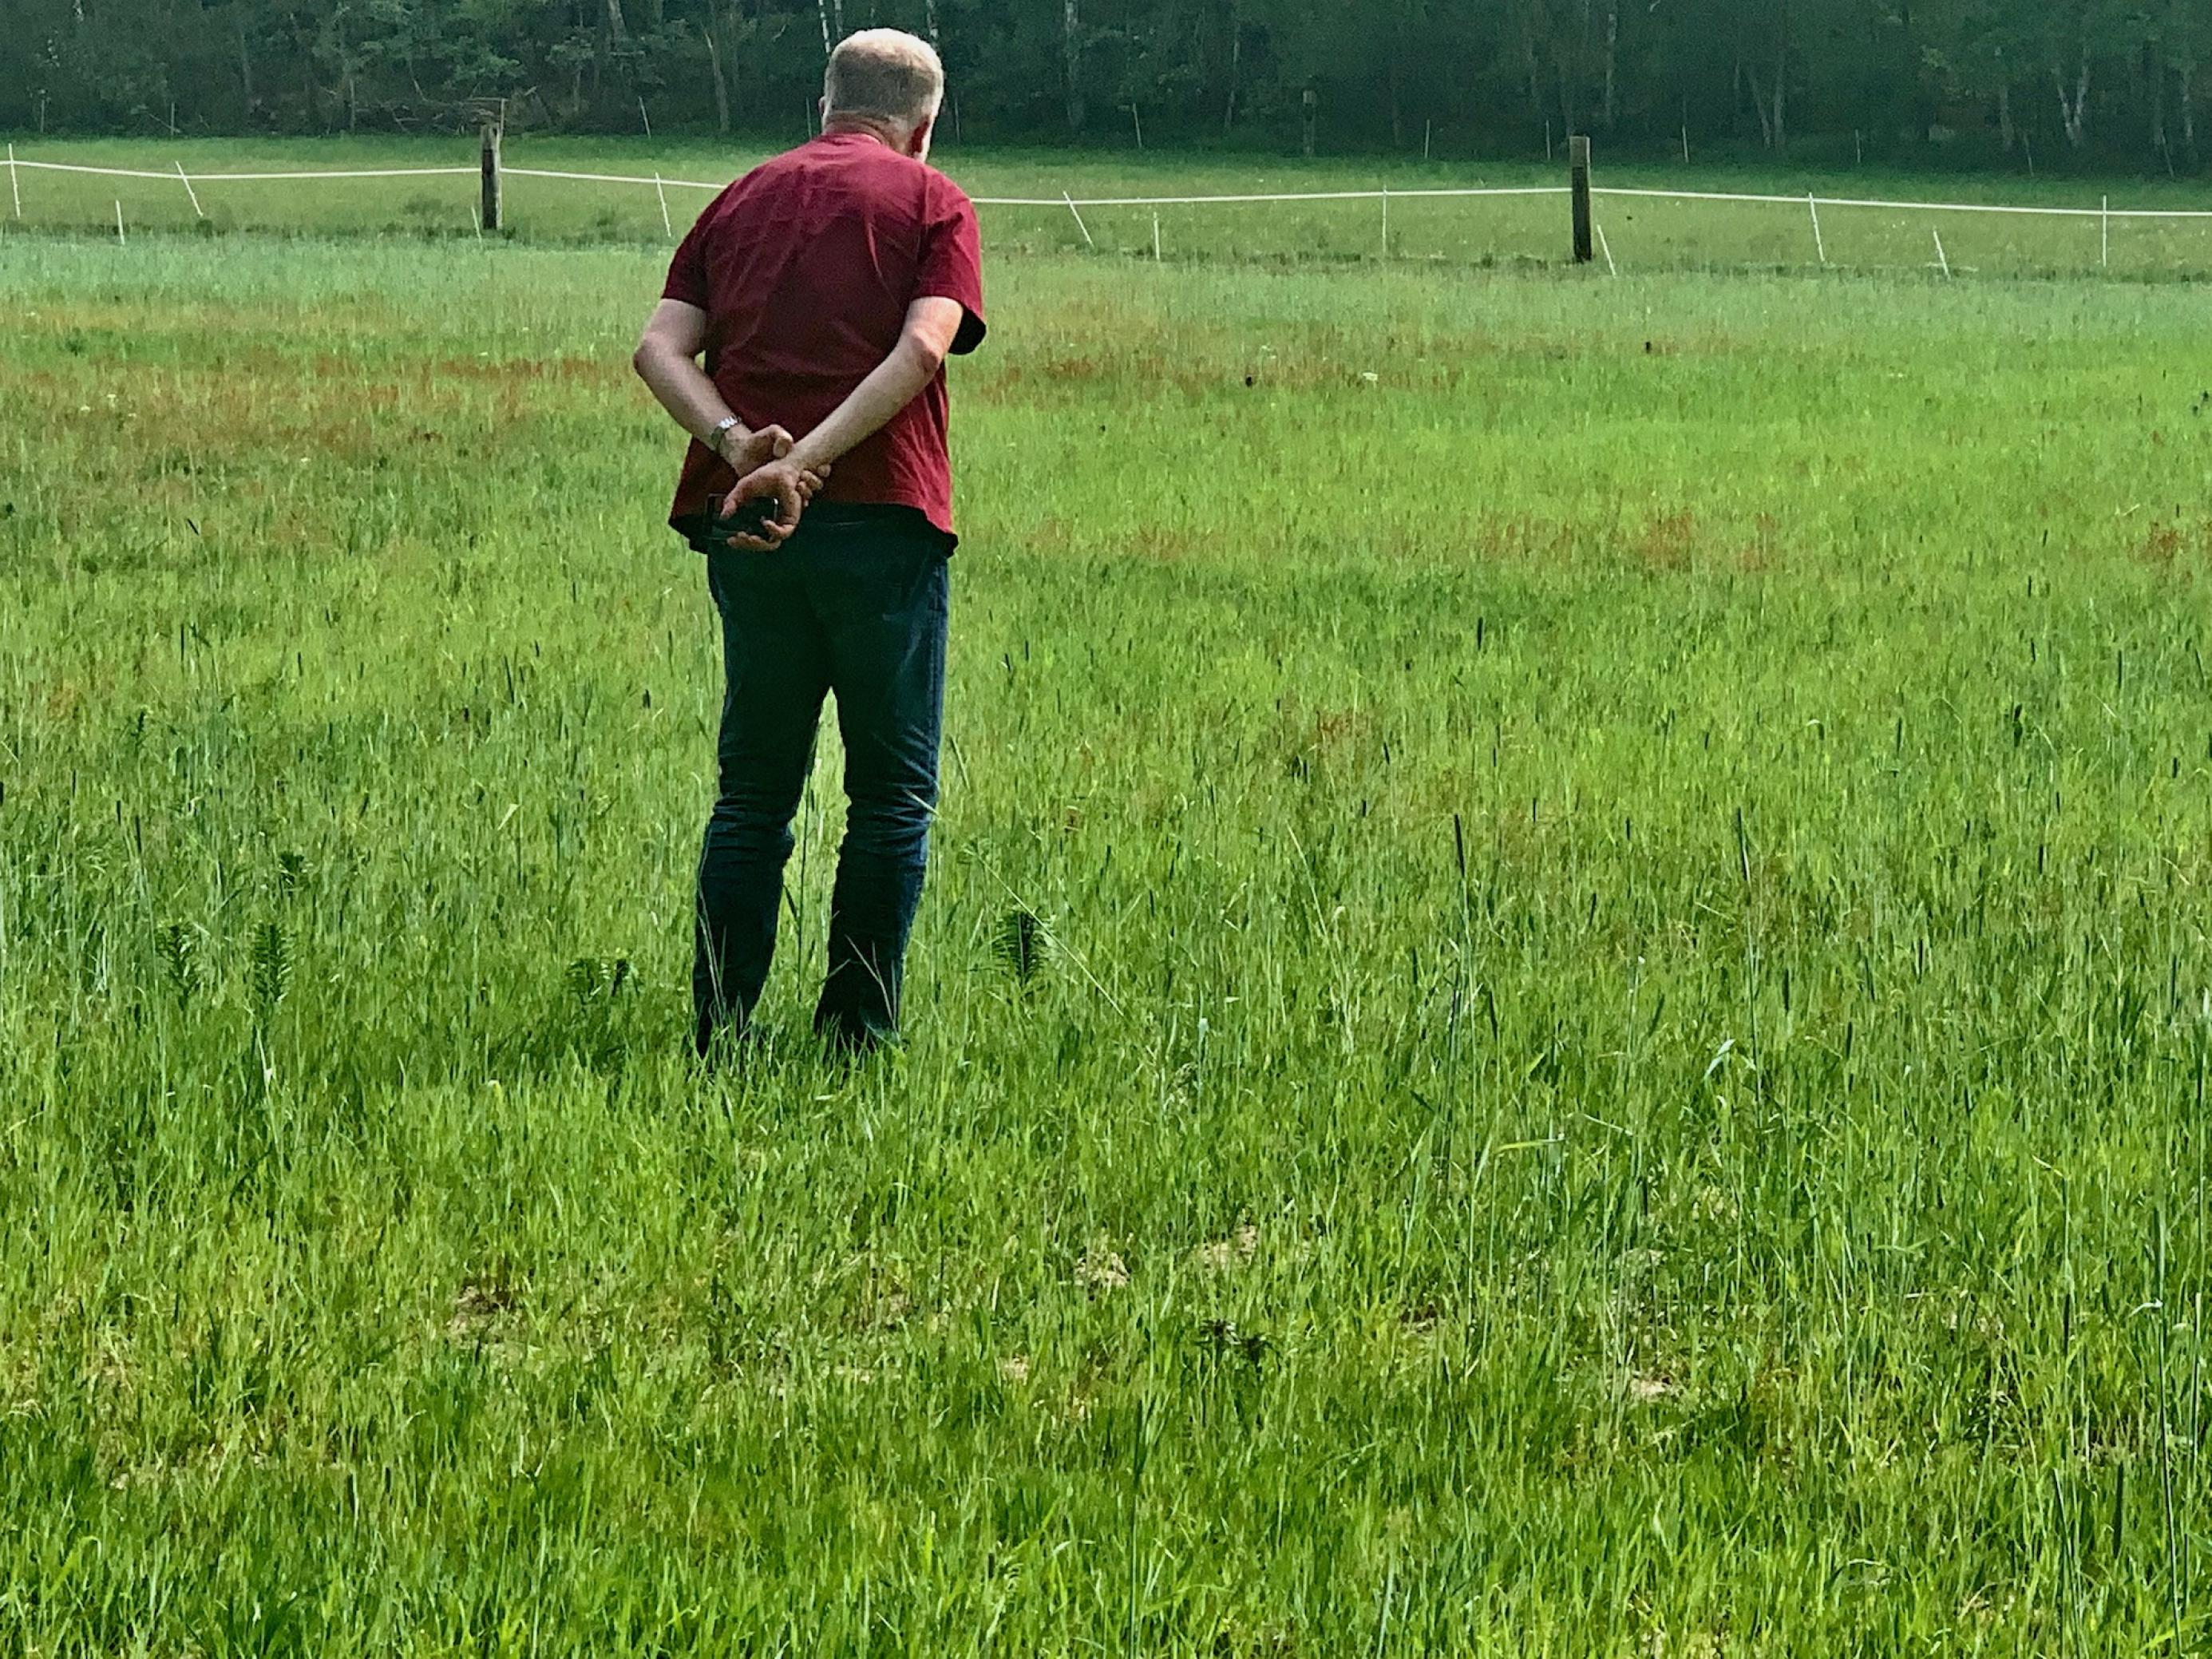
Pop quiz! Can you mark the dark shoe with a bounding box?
[694,1016,762,1074]
[815,1009,900,1062]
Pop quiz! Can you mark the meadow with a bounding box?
[10,131,2212,278]
[2,148,2212,1653]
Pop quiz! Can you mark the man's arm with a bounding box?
[631,299,800,484]
[720,297,968,531]
[788,296,967,477]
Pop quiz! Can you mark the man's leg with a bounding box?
[812,529,950,1051]
[694,548,830,1055]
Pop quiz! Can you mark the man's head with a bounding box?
[822,30,944,160]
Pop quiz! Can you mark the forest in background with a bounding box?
[8,1,2210,171]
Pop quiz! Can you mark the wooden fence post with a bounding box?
[1569,134,1593,264]
[480,116,503,235]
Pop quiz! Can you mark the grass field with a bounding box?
[9,133,2212,277]
[6,151,2212,1652]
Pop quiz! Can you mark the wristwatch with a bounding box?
[709,416,743,458]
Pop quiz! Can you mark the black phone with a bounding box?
[704,495,782,544]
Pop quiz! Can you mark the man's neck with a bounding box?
[821,117,902,151]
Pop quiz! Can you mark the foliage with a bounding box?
[5,0,2210,166]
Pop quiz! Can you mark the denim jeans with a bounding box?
[694,509,951,1054]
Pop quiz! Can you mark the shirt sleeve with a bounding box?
[916,180,987,355]
[662,206,712,309]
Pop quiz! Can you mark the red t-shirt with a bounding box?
[661,132,987,538]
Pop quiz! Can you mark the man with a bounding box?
[631,27,986,1057]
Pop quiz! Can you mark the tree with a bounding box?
[0,0,2200,171]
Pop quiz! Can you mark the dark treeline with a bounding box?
[10,1,2210,170]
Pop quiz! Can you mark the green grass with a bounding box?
[6,167,2212,1652]
[7,132,2212,277]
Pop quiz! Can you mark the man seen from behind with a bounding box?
[631,27,986,1058]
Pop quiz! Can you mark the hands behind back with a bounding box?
[715,428,832,552]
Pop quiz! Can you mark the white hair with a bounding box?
[825,30,945,128]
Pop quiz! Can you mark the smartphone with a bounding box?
[706,495,782,544]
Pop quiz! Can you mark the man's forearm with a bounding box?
[634,341,744,449]
[785,335,944,477]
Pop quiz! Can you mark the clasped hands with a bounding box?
[714,425,830,552]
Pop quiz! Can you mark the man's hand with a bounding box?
[715,424,796,476]
[718,458,831,552]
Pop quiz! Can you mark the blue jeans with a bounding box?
[694,511,950,1053]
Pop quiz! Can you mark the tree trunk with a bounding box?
[1222,6,1240,133]
[1997,79,2013,151]
[2151,46,2168,160]
[2183,50,2199,167]
[1388,36,1403,148]
[1521,14,1545,122]
[1771,2,1788,152]
[2055,58,2089,149]
[1603,5,1618,128]
[1063,0,1086,133]
[816,0,833,56]
[706,6,730,133]
[924,0,939,43]
[1747,63,1774,148]
[236,18,255,113]
[604,0,627,45]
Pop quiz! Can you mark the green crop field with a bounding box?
[5,147,2212,1653]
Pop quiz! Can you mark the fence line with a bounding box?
[12,158,478,182]
[1591,184,2212,221]
[508,164,721,189]
[970,186,1569,207]
[11,156,1571,207]
[12,153,2212,221]
[177,167,485,183]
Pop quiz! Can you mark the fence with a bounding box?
[8,137,2212,280]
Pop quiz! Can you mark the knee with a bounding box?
[844,783,936,853]
[708,787,801,853]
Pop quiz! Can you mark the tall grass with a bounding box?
[3,224,2212,1651]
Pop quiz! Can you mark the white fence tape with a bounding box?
[13,159,477,182]
[507,165,722,188]
[1592,184,2212,220]
[14,159,185,181]
[184,168,482,182]
[971,186,1569,207]
[9,152,2210,224]
[16,159,1573,208]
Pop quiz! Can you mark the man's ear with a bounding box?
[906,114,936,159]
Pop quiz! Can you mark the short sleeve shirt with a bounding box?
[662,133,987,539]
